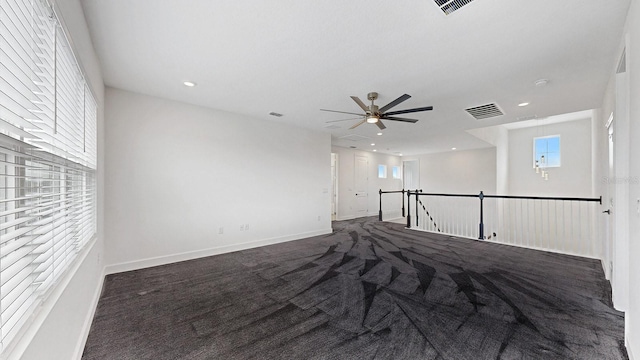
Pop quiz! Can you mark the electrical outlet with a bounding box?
[218,227,224,235]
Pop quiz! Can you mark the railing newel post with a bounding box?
[415,190,419,228]
[479,191,484,240]
[378,189,383,221]
[406,190,411,228]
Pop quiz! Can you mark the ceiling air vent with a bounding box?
[434,0,476,15]
[269,112,283,117]
[465,103,504,120]
[339,134,370,142]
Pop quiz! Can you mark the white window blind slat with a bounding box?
[0,0,97,353]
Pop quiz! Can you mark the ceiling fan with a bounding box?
[321,92,433,130]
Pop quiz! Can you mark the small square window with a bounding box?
[533,135,560,168]
[378,165,387,178]
[392,166,401,179]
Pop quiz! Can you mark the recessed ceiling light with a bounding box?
[371,143,375,146]
[183,81,196,87]
[518,102,530,107]
[399,153,403,156]
[377,132,383,136]
[373,149,377,152]
[452,147,457,150]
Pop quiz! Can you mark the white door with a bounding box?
[331,153,338,220]
[403,160,420,191]
[605,117,614,281]
[354,155,368,217]
[611,45,630,311]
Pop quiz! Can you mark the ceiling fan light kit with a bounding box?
[322,91,433,130]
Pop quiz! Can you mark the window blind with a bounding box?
[0,0,97,352]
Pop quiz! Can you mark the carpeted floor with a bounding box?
[82,217,627,359]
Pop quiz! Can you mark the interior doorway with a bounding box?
[331,153,338,221]
[610,44,630,312]
[605,115,614,284]
[354,155,369,217]
[403,160,420,191]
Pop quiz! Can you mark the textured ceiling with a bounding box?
[81,0,630,155]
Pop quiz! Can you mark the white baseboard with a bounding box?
[104,228,333,275]
[3,239,101,360]
[72,266,105,360]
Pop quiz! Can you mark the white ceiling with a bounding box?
[80,0,630,156]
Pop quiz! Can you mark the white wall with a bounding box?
[596,2,639,356]
[331,147,403,220]
[104,88,332,272]
[618,2,640,357]
[508,119,592,197]
[406,147,497,194]
[15,0,106,359]
[467,126,509,194]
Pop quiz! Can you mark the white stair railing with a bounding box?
[406,190,601,258]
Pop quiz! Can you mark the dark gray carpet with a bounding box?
[82,217,627,360]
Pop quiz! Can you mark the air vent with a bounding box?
[339,134,370,142]
[465,103,504,120]
[434,0,476,15]
[269,112,283,117]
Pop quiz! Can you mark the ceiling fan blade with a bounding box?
[320,109,365,116]
[325,117,363,123]
[382,116,419,123]
[379,94,411,113]
[349,119,367,129]
[383,106,433,116]
[350,96,369,112]
[375,120,386,130]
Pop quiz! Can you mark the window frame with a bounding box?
[533,135,561,168]
[378,164,387,179]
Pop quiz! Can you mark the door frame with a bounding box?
[354,154,369,217]
[331,153,339,220]
[611,41,630,312]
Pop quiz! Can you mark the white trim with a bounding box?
[2,240,99,360]
[601,259,611,281]
[628,339,635,360]
[104,229,332,275]
[71,267,105,360]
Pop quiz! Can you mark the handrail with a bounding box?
[404,190,602,240]
[413,192,602,203]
